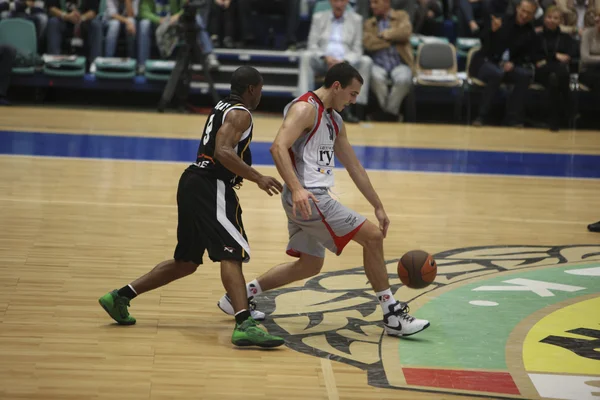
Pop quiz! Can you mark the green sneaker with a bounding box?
[231,318,285,348]
[98,290,136,325]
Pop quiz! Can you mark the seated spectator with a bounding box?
[458,0,493,36]
[0,44,16,106]
[138,0,219,70]
[579,15,600,91]
[103,0,137,58]
[298,0,372,122]
[413,0,443,35]
[364,0,413,121]
[238,0,299,50]
[46,0,102,64]
[532,6,578,130]
[209,0,236,48]
[1,0,48,42]
[469,0,537,127]
[555,0,580,36]
[557,0,599,38]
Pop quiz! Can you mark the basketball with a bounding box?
[397,250,437,289]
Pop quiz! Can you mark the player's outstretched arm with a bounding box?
[334,123,390,237]
[215,109,282,196]
[270,102,319,219]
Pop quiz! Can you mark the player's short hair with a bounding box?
[230,66,263,96]
[323,62,364,89]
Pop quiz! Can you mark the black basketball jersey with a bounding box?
[190,97,253,186]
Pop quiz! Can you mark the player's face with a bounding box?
[544,11,561,30]
[248,82,263,110]
[333,78,362,112]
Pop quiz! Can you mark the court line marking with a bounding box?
[0,197,590,226]
[1,154,599,181]
[320,358,339,400]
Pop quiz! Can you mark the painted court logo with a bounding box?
[259,245,600,399]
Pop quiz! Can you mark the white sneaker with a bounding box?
[384,301,430,337]
[217,293,266,321]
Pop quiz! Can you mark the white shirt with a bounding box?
[325,14,345,60]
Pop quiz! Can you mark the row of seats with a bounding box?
[1,17,596,126]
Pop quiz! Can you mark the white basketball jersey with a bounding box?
[283,91,343,189]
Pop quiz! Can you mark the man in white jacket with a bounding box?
[297,0,372,122]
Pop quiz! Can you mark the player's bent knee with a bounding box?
[299,253,325,276]
[353,221,384,248]
[174,260,199,275]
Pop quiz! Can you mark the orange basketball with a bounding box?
[397,250,437,289]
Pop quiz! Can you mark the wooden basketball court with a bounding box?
[1,106,599,400]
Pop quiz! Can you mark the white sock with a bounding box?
[247,279,262,297]
[376,288,397,314]
[128,284,138,295]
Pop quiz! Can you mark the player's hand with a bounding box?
[292,188,319,220]
[257,176,283,196]
[375,206,390,238]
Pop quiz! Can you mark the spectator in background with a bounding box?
[555,0,581,36]
[1,0,48,42]
[560,0,598,36]
[138,0,219,70]
[46,0,102,64]
[364,0,413,121]
[298,0,372,122]
[103,0,138,58]
[413,0,443,35]
[209,0,236,48]
[579,14,600,91]
[238,0,299,50]
[532,6,578,131]
[469,0,537,127]
[458,0,492,36]
[0,44,16,106]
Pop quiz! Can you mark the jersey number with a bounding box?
[203,114,215,145]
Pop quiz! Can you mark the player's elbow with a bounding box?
[214,146,229,163]
[269,142,284,159]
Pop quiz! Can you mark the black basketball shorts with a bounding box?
[173,169,250,265]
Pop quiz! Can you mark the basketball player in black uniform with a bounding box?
[99,66,285,348]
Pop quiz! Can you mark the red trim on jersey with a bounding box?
[296,91,324,147]
[330,112,340,136]
[198,154,215,163]
[288,148,298,173]
[314,204,365,256]
[286,249,302,258]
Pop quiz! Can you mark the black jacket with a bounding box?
[532,26,579,66]
[469,14,536,76]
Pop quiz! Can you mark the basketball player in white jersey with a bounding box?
[218,62,430,337]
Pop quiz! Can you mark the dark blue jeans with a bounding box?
[476,61,532,124]
[47,16,102,62]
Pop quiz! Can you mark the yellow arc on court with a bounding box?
[523,296,600,375]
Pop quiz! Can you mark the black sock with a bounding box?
[117,284,137,300]
[235,309,251,325]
